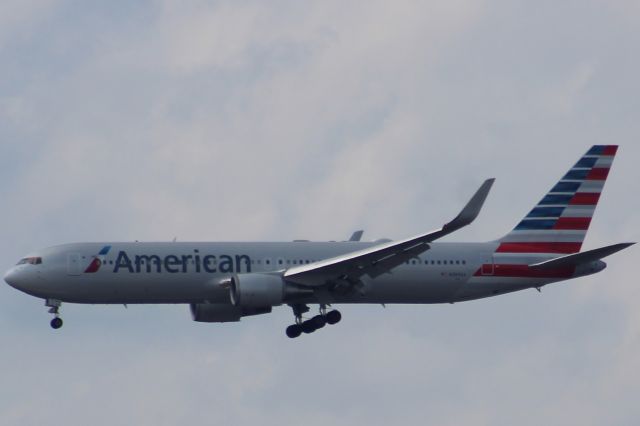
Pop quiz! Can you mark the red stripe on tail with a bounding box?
[474,264,575,278]
[587,168,610,180]
[497,242,582,254]
[554,217,592,230]
[570,193,600,205]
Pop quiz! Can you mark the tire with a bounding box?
[326,310,342,325]
[286,324,302,338]
[301,320,317,334]
[50,317,63,329]
[311,315,326,329]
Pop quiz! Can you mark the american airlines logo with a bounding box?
[110,250,252,274]
[84,246,112,273]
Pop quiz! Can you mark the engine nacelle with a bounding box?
[229,273,286,307]
[190,303,272,323]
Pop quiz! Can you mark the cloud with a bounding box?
[539,62,597,115]
[0,0,56,51]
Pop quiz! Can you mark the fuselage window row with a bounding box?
[102,257,466,268]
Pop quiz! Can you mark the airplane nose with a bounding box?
[4,267,37,292]
[4,264,49,298]
[4,268,20,288]
[4,267,26,290]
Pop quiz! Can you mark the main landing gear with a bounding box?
[46,299,63,330]
[285,304,342,338]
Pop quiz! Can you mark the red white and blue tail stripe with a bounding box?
[498,145,617,255]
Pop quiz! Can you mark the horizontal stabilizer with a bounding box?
[529,242,635,270]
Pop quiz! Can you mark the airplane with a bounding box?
[4,145,634,338]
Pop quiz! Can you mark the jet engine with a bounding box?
[190,303,272,323]
[229,273,313,307]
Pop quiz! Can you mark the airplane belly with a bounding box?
[330,270,468,304]
[48,272,229,304]
[452,276,555,301]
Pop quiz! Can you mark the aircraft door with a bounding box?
[481,255,494,276]
[67,253,82,276]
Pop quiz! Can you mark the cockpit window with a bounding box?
[17,257,42,265]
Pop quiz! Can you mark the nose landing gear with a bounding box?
[50,317,63,329]
[46,299,63,329]
[286,304,341,339]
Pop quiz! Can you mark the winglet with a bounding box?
[443,178,495,233]
[348,230,364,242]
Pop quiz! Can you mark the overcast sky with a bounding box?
[1,1,639,425]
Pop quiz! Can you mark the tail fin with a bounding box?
[498,145,618,255]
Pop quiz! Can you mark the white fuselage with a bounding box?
[4,241,599,306]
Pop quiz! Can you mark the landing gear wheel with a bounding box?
[326,310,341,325]
[301,320,317,334]
[50,317,63,329]
[286,304,338,338]
[45,299,63,330]
[286,324,302,338]
[311,315,326,329]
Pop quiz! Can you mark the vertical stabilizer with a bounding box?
[498,145,618,255]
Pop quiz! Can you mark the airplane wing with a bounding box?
[529,242,635,270]
[284,179,495,287]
